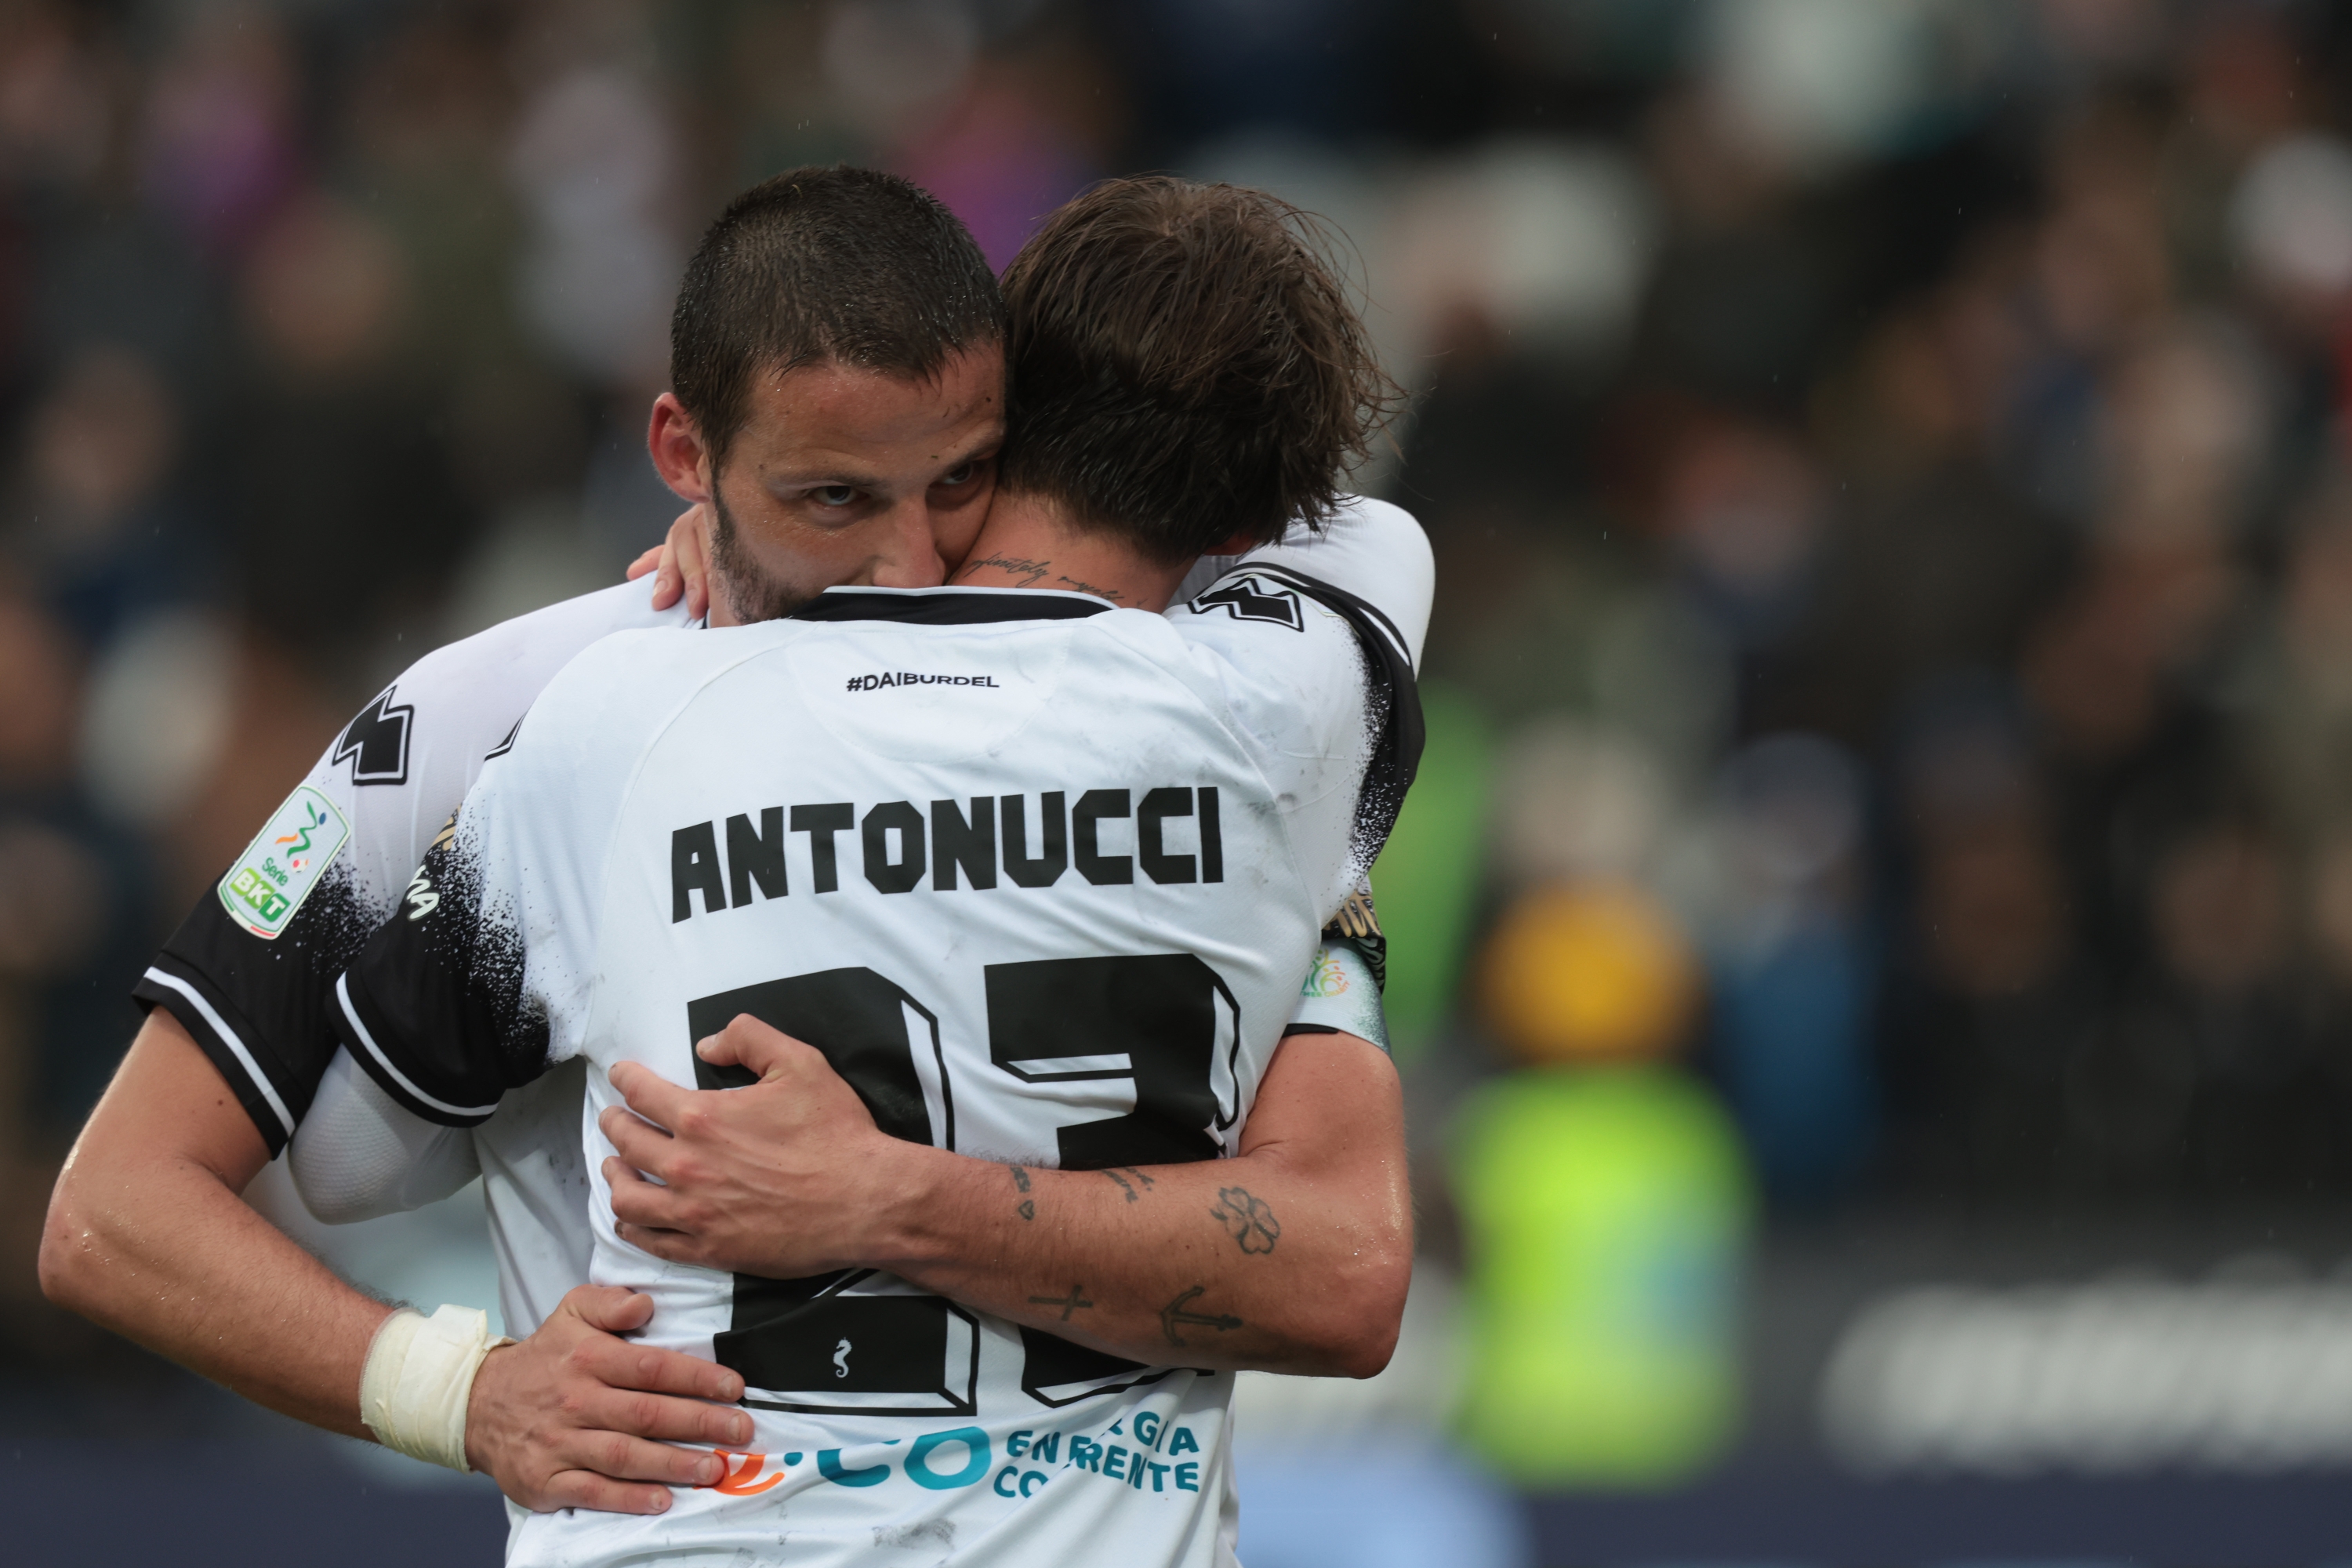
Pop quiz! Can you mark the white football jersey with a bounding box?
[136,578,695,1152]
[139,543,1392,1343]
[332,499,1430,1568]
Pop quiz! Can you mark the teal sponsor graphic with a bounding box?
[906,1427,990,1490]
[792,1411,1204,1500]
[217,786,350,938]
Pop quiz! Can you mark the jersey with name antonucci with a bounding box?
[132,537,1389,1348]
[334,515,1427,1568]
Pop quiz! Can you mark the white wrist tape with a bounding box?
[359,1305,514,1472]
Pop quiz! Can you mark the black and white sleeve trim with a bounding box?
[133,960,299,1152]
[332,972,503,1127]
[1206,562,1426,856]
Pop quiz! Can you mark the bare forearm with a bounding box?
[883,1149,1406,1377]
[607,1029,1414,1375]
[39,1015,392,1437]
[46,1159,389,1434]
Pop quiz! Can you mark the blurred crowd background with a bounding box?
[10,0,2352,1562]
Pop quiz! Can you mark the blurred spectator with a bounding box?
[506,61,683,394]
[226,190,473,683]
[138,4,300,258]
[1697,733,1876,1200]
[1455,874,1746,1484]
[0,590,146,1142]
[5,343,212,649]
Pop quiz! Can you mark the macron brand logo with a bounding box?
[847,672,1002,692]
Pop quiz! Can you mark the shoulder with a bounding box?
[1171,496,1432,672]
[351,579,692,773]
[396,578,691,701]
[498,621,794,782]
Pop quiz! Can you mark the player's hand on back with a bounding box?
[623,504,714,620]
[464,1283,753,1515]
[601,1014,942,1279]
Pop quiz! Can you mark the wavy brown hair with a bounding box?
[996,176,1399,564]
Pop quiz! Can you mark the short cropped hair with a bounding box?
[670,166,1005,470]
[996,177,1397,564]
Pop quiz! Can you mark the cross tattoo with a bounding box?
[1028,1285,1094,1322]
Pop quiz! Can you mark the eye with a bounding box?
[811,485,858,508]
[937,462,977,487]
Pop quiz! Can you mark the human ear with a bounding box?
[646,393,716,504]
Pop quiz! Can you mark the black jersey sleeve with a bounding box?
[330,630,643,1128]
[332,811,548,1128]
[132,742,420,1155]
[132,579,688,1152]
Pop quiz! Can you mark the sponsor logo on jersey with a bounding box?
[1301,946,1351,998]
[679,1416,1207,1501]
[846,671,1003,692]
[698,1450,785,1496]
[670,787,1226,921]
[218,786,350,938]
[401,867,439,921]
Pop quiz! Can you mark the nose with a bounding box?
[867,494,947,589]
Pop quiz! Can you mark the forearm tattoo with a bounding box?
[1160,1285,1243,1348]
[1028,1284,1094,1321]
[1210,1186,1280,1254]
[1102,1167,1152,1203]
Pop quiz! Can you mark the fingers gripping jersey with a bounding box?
[332,505,1429,1568]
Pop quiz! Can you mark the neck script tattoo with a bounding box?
[956,552,1125,603]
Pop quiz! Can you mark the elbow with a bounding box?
[1299,1239,1413,1381]
[37,1176,99,1317]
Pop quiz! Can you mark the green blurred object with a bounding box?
[1371,683,1494,1057]
[1452,1065,1751,1487]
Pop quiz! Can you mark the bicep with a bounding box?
[1235,1030,1405,1180]
[71,1008,273,1192]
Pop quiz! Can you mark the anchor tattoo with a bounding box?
[1160,1286,1243,1348]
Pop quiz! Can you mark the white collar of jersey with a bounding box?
[789,585,1116,626]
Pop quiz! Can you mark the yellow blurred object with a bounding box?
[1479,880,1700,1065]
[1453,1066,1751,1487]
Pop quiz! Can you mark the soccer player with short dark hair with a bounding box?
[40,166,1410,1540]
[313,173,1424,1566]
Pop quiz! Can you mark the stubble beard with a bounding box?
[707,481,819,624]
